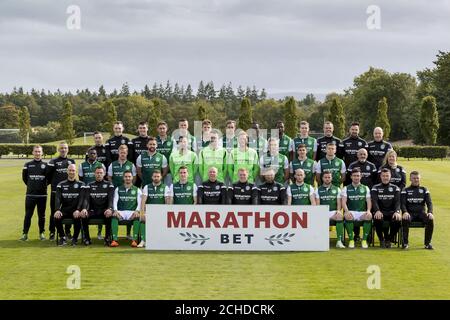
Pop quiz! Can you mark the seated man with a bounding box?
[255,168,287,205]
[167,166,198,205]
[227,168,259,205]
[82,166,115,246]
[341,168,372,249]
[315,171,345,249]
[111,171,142,248]
[53,164,86,246]
[401,171,434,250]
[287,168,316,205]
[197,167,228,205]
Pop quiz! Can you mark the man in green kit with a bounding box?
[341,168,372,249]
[315,142,346,187]
[287,169,316,205]
[169,136,198,184]
[259,137,289,185]
[315,170,345,249]
[136,137,168,187]
[275,120,292,158]
[107,144,136,187]
[198,130,228,183]
[290,120,317,161]
[290,144,316,186]
[110,171,142,248]
[78,147,105,184]
[167,167,197,205]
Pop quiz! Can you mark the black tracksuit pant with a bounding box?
[23,196,47,234]
[374,213,401,243]
[402,213,434,245]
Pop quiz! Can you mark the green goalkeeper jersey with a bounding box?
[341,183,370,212]
[169,150,198,184]
[316,185,341,211]
[198,146,228,183]
[228,147,260,184]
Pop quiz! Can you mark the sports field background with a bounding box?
[0,158,449,299]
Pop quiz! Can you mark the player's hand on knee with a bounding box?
[364,211,372,220]
[335,212,343,221]
[374,211,383,220]
[402,212,410,220]
[427,213,434,220]
[344,211,353,221]
[393,212,401,221]
[54,211,63,219]
[80,209,88,218]
[73,210,81,219]
[132,210,140,219]
[104,209,112,217]
[113,210,121,218]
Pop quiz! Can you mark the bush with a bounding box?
[0,144,57,157]
[68,145,91,158]
[394,145,449,160]
[29,126,59,143]
[0,145,11,157]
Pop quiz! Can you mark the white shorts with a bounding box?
[346,211,369,221]
[329,211,342,219]
[116,210,136,220]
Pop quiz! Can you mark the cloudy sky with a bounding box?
[1,0,449,96]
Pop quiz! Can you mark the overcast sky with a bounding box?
[1,0,449,96]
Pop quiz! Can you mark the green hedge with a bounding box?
[0,145,11,157]
[68,145,91,158]
[0,144,57,157]
[393,145,449,160]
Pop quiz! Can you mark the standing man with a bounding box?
[290,144,316,186]
[368,127,393,170]
[110,171,142,248]
[259,137,289,185]
[339,122,368,168]
[20,145,49,241]
[198,130,228,183]
[130,121,150,185]
[227,168,259,205]
[341,168,372,249]
[197,167,228,204]
[172,118,197,152]
[83,166,115,246]
[156,121,174,186]
[140,170,170,248]
[79,148,106,184]
[47,142,76,240]
[136,137,168,188]
[169,136,198,184]
[315,142,346,187]
[197,119,212,150]
[223,120,238,152]
[53,164,86,246]
[248,121,268,155]
[315,171,345,248]
[346,148,377,188]
[316,121,342,161]
[167,167,198,205]
[255,169,287,205]
[86,131,108,167]
[371,168,402,248]
[275,120,292,159]
[401,171,434,250]
[290,121,317,161]
[107,145,137,188]
[105,121,133,164]
[228,131,260,184]
[287,169,316,205]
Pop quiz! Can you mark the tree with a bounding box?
[197,101,208,121]
[302,93,316,106]
[18,106,31,143]
[148,98,163,136]
[431,51,450,145]
[59,101,75,144]
[0,105,19,129]
[374,97,391,140]
[120,82,130,97]
[420,96,440,145]
[142,85,152,99]
[103,100,117,135]
[238,98,253,130]
[328,98,346,139]
[184,84,194,102]
[197,81,206,100]
[284,97,298,138]
[98,85,107,99]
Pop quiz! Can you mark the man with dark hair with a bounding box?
[167,166,198,205]
[371,168,402,248]
[86,131,108,166]
[105,121,133,164]
[223,120,238,152]
[79,148,106,184]
[20,145,49,241]
[259,137,289,185]
[53,164,87,246]
[172,118,197,152]
[339,122,368,168]
[315,142,346,187]
[156,121,174,186]
[401,171,434,250]
[130,121,150,172]
[290,120,317,161]
[47,142,76,240]
[368,127,393,170]
[316,121,342,161]
[248,121,268,155]
[290,143,316,186]
[136,137,168,188]
[83,166,115,246]
[197,119,213,150]
[197,167,228,204]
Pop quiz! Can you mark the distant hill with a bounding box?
[268,91,327,102]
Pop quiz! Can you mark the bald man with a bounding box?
[346,148,378,188]
[368,127,393,170]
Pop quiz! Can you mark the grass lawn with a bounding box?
[0,158,449,300]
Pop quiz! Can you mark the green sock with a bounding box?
[111,218,119,241]
[336,221,344,242]
[133,220,140,241]
[140,223,146,241]
[363,221,372,241]
[345,221,354,241]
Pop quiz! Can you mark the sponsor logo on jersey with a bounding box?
[268,189,272,193]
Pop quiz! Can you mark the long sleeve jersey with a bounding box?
[401,185,433,215]
[371,182,401,215]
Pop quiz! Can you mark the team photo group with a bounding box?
[21,117,435,251]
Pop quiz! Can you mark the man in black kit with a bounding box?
[85,131,108,167]
[197,167,227,204]
[105,121,133,164]
[346,148,377,188]
[82,166,115,246]
[371,168,402,248]
[368,127,393,170]
[47,141,76,240]
[339,122,368,168]
[401,171,434,250]
[53,164,87,246]
[228,168,259,205]
[256,168,287,205]
[20,145,49,241]
[316,121,342,161]
[130,121,150,168]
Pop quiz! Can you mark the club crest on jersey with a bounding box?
[303,186,308,192]
[156,156,160,162]
[131,190,136,195]
[360,188,365,194]
[396,168,400,172]
[331,189,337,194]
[389,187,393,192]
[381,144,385,150]
[41,164,46,169]
[74,183,79,188]
[103,184,107,188]
[186,186,191,191]
[102,149,106,153]
[246,186,250,191]
[419,189,424,193]
[215,185,220,190]
[273,186,278,191]
[366,165,370,171]
[335,162,340,167]
[358,142,362,146]
[121,139,125,144]
[126,166,130,170]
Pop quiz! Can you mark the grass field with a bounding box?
[0,158,449,300]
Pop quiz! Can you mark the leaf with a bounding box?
[199,234,206,239]
[186,232,191,237]
[283,232,288,237]
[191,241,197,244]
[277,234,282,238]
[269,241,274,246]
[192,233,198,238]
[270,235,276,239]
[179,233,186,237]
[184,238,190,242]
[200,240,205,245]
[289,233,295,237]
[284,239,290,242]
[277,241,283,245]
